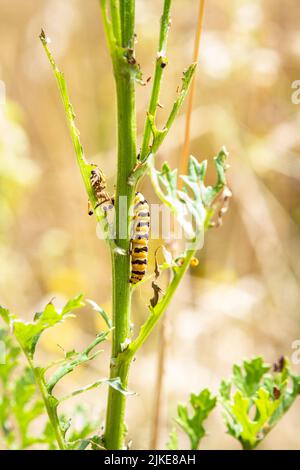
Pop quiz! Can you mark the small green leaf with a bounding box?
[203,147,229,205]
[219,356,300,450]
[166,428,179,450]
[59,415,72,438]
[61,294,85,315]
[174,389,216,450]
[12,367,46,448]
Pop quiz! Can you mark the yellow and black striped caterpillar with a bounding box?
[130,192,150,284]
[89,166,114,215]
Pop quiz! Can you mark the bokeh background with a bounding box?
[0,0,300,450]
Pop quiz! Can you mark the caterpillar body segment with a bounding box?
[130,192,150,284]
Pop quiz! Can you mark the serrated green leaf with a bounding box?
[150,148,230,244]
[232,357,270,398]
[0,328,21,385]
[175,389,216,450]
[12,367,46,448]
[103,377,134,396]
[46,330,109,393]
[219,356,300,450]
[203,147,229,205]
[231,388,279,449]
[86,299,112,329]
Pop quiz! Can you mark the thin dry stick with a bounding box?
[150,0,207,450]
[179,0,206,184]
[150,315,169,449]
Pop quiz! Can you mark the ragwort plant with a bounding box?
[38,0,229,450]
[1,1,299,451]
[0,0,229,450]
[167,357,300,450]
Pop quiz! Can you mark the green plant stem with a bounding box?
[26,355,66,450]
[105,251,195,450]
[110,0,122,44]
[120,0,135,48]
[103,1,137,450]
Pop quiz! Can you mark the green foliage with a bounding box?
[38,0,230,450]
[168,389,217,450]
[86,299,112,329]
[219,356,300,449]
[13,367,45,447]
[150,147,230,243]
[0,328,55,449]
[0,297,130,450]
[39,29,124,255]
[45,330,109,394]
[122,150,231,379]
[6,295,84,359]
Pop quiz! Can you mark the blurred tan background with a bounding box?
[0,0,300,450]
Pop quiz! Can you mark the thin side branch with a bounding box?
[140,0,173,162]
[39,30,123,254]
[129,63,197,186]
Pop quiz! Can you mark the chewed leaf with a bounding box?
[219,356,300,449]
[46,330,109,393]
[203,147,229,206]
[103,377,135,396]
[62,294,85,315]
[150,148,230,244]
[232,357,270,398]
[11,295,85,359]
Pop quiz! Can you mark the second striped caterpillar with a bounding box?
[130,192,150,284]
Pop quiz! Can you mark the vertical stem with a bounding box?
[104,0,137,450]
